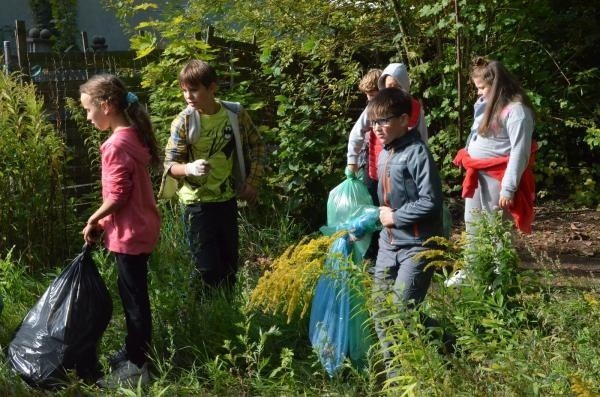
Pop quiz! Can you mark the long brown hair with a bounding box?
[471,57,534,136]
[79,74,160,168]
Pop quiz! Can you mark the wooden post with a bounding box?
[2,41,11,75]
[81,31,89,79]
[81,31,89,52]
[15,20,27,76]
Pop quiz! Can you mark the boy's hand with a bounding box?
[185,159,211,176]
[379,206,395,227]
[238,182,258,204]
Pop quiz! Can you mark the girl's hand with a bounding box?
[83,222,102,245]
[499,195,513,209]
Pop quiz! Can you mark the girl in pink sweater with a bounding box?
[80,74,160,388]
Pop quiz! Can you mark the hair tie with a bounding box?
[126,92,139,105]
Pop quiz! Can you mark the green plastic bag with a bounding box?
[324,168,375,258]
[310,170,380,376]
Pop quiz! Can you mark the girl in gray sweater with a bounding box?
[446,57,536,287]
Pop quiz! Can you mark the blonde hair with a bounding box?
[358,68,382,93]
[80,74,160,168]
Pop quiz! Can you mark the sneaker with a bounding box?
[108,346,128,369]
[96,360,150,389]
[444,269,468,287]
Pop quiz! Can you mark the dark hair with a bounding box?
[79,74,160,168]
[471,57,534,136]
[366,87,412,120]
[178,59,218,88]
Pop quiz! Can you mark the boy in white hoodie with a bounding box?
[346,64,428,194]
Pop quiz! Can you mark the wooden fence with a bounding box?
[2,20,259,188]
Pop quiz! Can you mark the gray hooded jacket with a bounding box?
[347,63,428,165]
[377,129,443,249]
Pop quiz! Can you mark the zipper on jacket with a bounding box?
[413,223,420,237]
[381,148,394,243]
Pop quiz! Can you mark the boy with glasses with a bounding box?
[368,88,451,377]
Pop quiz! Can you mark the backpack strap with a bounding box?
[222,101,246,183]
[185,100,247,189]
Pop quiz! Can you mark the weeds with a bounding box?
[0,206,599,396]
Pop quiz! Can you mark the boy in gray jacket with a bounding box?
[368,87,448,375]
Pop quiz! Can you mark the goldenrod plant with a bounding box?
[248,234,336,323]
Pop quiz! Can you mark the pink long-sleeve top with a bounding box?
[99,126,160,254]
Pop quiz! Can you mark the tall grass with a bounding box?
[0,205,599,396]
[0,72,74,268]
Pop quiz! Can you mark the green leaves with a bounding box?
[130,33,157,59]
[0,73,70,268]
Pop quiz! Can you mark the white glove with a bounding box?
[184,159,211,176]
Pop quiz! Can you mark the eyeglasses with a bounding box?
[370,115,397,127]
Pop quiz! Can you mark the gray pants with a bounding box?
[372,245,434,367]
[464,171,513,235]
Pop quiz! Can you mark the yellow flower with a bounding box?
[248,234,335,323]
[571,376,600,397]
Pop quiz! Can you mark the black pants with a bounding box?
[184,198,239,289]
[114,252,152,367]
[363,174,380,261]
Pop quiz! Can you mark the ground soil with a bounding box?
[451,204,600,278]
[515,206,600,277]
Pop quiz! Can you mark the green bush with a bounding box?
[0,72,72,268]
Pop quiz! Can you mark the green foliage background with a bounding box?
[102,0,599,226]
[0,72,71,266]
[0,3,598,394]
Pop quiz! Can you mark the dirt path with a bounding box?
[516,207,600,277]
[452,205,600,278]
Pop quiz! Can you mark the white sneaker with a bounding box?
[97,360,150,389]
[444,269,468,287]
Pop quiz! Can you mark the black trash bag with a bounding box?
[8,244,112,387]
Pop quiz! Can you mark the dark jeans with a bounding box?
[114,252,152,367]
[364,174,380,207]
[184,198,239,289]
[363,174,380,261]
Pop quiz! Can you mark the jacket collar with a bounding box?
[384,128,421,151]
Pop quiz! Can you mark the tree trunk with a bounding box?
[454,0,463,143]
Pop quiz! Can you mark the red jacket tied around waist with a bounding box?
[453,141,538,234]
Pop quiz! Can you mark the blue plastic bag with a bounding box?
[309,171,379,376]
[308,236,352,376]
